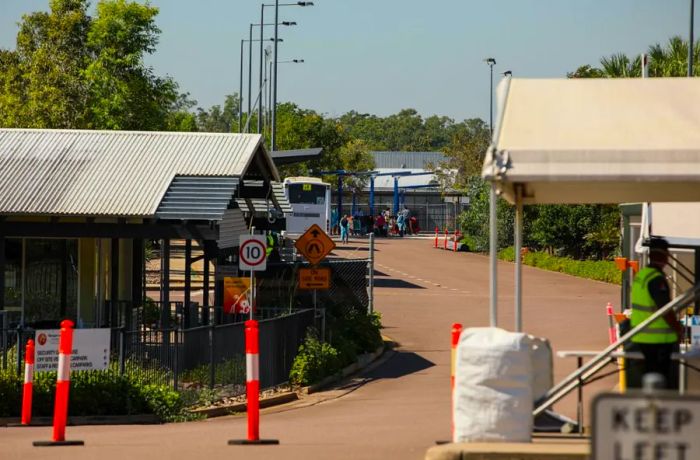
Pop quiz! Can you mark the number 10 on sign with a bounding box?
[239,235,267,271]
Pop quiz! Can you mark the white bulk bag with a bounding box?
[529,336,553,402]
[453,327,533,443]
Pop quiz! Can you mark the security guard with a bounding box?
[630,237,683,389]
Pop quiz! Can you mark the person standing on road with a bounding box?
[630,237,683,389]
[340,214,350,244]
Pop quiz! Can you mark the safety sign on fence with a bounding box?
[34,328,110,372]
[295,224,335,265]
[298,267,331,290]
[223,277,252,314]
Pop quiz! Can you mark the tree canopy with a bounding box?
[0,0,190,130]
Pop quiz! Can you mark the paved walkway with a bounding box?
[1,238,618,459]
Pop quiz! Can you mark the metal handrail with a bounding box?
[534,282,700,416]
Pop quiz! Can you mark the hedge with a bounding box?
[498,247,621,284]
[0,364,188,421]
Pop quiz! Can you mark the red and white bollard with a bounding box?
[434,226,439,248]
[453,230,460,252]
[451,323,462,438]
[34,320,83,447]
[443,228,448,250]
[228,320,279,446]
[21,339,35,426]
[606,302,617,344]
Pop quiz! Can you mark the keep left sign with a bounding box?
[35,328,111,372]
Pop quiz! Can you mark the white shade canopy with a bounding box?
[482,77,700,205]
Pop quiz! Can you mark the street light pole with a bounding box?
[690,0,695,77]
[248,24,254,131]
[485,57,497,328]
[259,5,265,134]
[272,0,279,151]
[239,39,245,133]
[485,58,496,136]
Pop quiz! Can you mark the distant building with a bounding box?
[331,151,464,232]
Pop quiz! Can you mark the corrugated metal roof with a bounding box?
[235,182,293,217]
[370,151,445,169]
[0,129,266,217]
[369,168,440,190]
[155,176,238,221]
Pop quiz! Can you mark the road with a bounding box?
[2,237,618,459]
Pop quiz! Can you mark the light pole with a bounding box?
[278,59,304,63]
[240,37,279,133]
[271,1,314,152]
[484,57,497,328]
[690,0,695,77]
[253,21,296,134]
[485,58,496,136]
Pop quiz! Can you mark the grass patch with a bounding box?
[498,247,621,284]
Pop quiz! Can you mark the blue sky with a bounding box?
[0,1,695,122]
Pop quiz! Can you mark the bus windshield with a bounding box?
[287,183,326,205]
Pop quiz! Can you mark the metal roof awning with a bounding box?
[0,129,278,217]
[482,77,700,205]
[235,181,293,218]
[155,176,238,221]
[270,148,323,165]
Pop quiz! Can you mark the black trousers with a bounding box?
[637,342,679,390]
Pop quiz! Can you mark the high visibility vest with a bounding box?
[630,266,678,344]
[266,234,274,256]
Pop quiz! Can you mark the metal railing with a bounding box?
[534,282,700,417]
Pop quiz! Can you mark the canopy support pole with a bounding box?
[489,182,498,327]
[514,185,523,332]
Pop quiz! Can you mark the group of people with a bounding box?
[374,207,419,237]
[332,207,420,243]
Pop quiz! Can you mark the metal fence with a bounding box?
[2,308,315,396]
[331,202,463,233]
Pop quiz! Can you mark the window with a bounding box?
[288,183,326,205]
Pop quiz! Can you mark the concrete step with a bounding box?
[425,441,590,460]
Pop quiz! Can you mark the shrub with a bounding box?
[498,247,621,284]
[179,357,245,387]
[0,365,188,421]
[289,331,342,386]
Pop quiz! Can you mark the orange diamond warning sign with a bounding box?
[294,224,335,265]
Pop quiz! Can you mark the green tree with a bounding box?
[0,0,186,130]
[196,94,240,132]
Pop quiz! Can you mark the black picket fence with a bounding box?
[2,308,315,395]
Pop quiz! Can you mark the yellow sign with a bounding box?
[294,224,335,265]
[298,267,331,290]
[223,277,251,314]
[302,183,312,191]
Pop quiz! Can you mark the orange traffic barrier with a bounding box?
[228,320,279,446]
[34,320,84,447]
[605,302,616,344]
[453,230,461,252]
[21,339,35,426]
[434,226,439,248]
[443,228,448,250]
[451,323,462,437]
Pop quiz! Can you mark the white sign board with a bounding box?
[34,328,111,372]
[593,393,700,460]
[239,235,267,271]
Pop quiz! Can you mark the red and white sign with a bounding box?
[239,235,267,271]
[34,328,110,372]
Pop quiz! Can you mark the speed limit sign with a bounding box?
[239,235,267,271]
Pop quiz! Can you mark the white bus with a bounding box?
[283,177,331,235]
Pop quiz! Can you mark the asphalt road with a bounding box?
[1,237,618,459]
